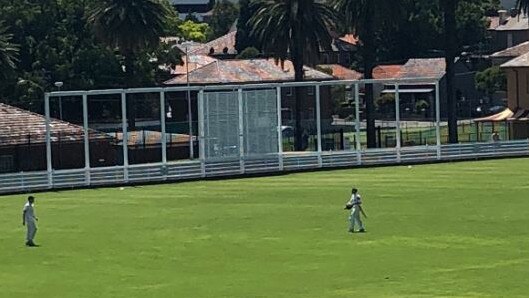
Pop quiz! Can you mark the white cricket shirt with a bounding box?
[23,202,36,223]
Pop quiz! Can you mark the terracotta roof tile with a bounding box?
[0,103,110,146]
[190,31,237,56]
[171,55,217,75]
[339,34,359,46]
[401,58,445,78]
[501,51,529,67]
[487,16,500,30]
[318,64,363,80]
[372,58,445,80]
[494,13,529,31]
[373,65,404,79]
[491,41,529,58]
[164,58,333,85]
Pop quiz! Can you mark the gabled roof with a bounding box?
[494,13,529,31]
[189,31,238,56]
[174,41,205,54]
[339,34,359,45]
[188,30,359,57]
[0,103,109,146]
[501,51,529,67]
[171,55,218,75]
[491,41,529,58]
[373,65,404,79]
[488,16,501,30]
[401,58,446,78]
[318,64,363,80]
[372,58,446,80]
[164,58,333,85]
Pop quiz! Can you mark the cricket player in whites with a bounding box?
[344,188,367,233]
[22,196,38,247]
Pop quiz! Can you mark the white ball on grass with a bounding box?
[408,165,412,169]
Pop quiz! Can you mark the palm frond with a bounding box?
[0,22,20,77]
[517,0,529,14]
[249,0,338,77]
[89,0,169,53]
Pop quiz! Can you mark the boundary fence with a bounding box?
[1,140,527,194]
[1,77,528,194]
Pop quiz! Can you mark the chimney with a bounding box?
[499,10,508,25]
[510,8,518,18]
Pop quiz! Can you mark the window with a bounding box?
[507,33,513,48]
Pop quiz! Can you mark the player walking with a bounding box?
[345,188,367,233]
[22,196,38,247]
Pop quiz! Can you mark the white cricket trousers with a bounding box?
[349,208,364,231]
[26,221,37,242]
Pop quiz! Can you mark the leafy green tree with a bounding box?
[443,0,459,143]
[207,0,239,39]
[250,0,337,150]
[236,47,260,59]
[476,66,507,97]
[178,20,212,42]
[89,0,171,129]
[332,0,404,148]
[0,23,19,79]
[89,0,170,87]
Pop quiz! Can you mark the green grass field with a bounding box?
[2,159,529,297]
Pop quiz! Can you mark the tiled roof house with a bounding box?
[0,103,115,172]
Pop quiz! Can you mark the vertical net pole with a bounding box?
[276,86,284,170]
[198,89,206,177]
[395,84,401,163]
[45,93,53,188]
[160,91,167,167]
[238,88,245,174]
[188,88,194,159]
[354,84,362,165]
[316,84,322,167]
[121,91,129,182]
[435,81,441,160]
[82,93,91,185]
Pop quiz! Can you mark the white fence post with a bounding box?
[45,93,53,188]
[160,91,167,179]
[82,93,91,185]
[121,92,129,182]
[354,84,362,165]
[316,84,323,168]
[276,86,284,171]
[198,89,206,177]
[395,84,401,163]
[187,88,194,160]
[435,81,441,160]
[238,89,245,174]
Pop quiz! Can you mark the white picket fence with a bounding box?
[1,140,527,195]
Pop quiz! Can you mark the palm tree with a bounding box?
[518,0,529,13]
[250,0,337,151]
[442,0,458,144]
[332,0,403,148]
[0,23,19,80]
[89,0,169,87]
[89,0,170,129]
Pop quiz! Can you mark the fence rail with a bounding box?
[1,140,528,195]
